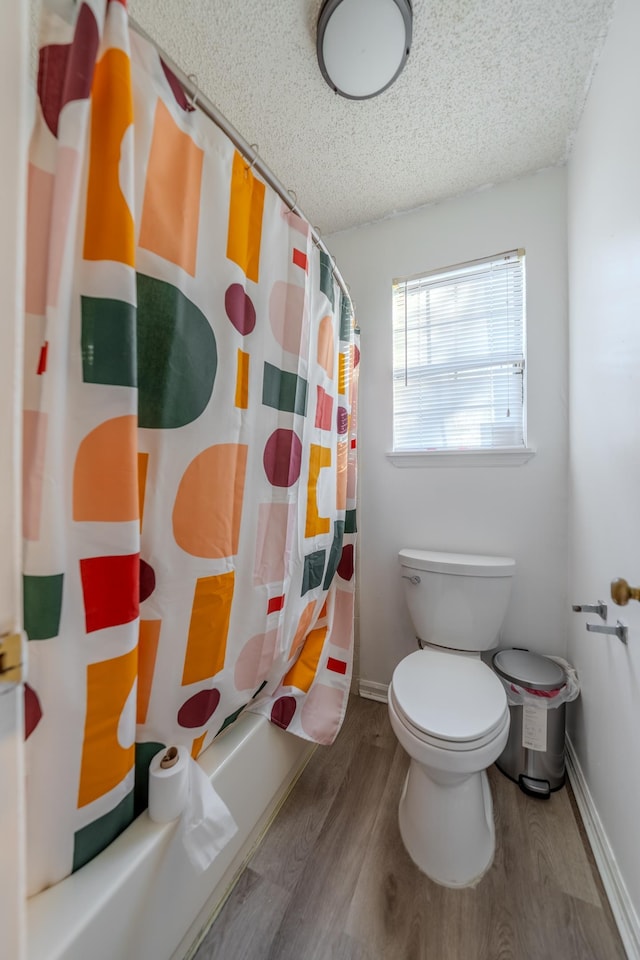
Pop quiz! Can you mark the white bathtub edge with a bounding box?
[27,714,315,960]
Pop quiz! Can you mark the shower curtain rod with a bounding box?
[129,17,354,312]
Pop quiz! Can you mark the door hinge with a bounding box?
[0,632,24,686]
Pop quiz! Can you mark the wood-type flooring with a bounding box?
[193,695,626,960]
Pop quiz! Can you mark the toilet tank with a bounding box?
[399,549,515,652]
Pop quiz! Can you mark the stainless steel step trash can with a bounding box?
[492,649,568,799]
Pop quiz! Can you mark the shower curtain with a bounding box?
[23,0,358,895]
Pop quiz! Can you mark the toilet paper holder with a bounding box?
[586,621,628,644]
[571,600,607,620]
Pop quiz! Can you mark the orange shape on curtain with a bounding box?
[283,626,328,693]
[136,619,161,724]
[336,441,348,511]
[288,600,317,660]
[137,452,149,530]
[235,349,250,408]
[226,150,265,283]
[182,572,235,686]
[77,646,137,807]
[305,444,332,538]
[317,316,334,379]
[173,444,248,558]
[83,48,134,266]
[138,99,204,276]
[73,415,138,521]
[338,352,348,397]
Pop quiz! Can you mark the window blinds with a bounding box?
[392,250,526,452]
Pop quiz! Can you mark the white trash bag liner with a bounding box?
[496,655,580,711]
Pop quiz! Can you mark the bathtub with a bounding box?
[26,713,315,960]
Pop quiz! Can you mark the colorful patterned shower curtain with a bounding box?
[23,0,358,895]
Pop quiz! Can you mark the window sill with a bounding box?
[386,447,536,468]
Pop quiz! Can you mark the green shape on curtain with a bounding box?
[136,273,217,428]
[323,520,345,590]
[216,679,268,737]
[252,679,268,699]
[217,703,245,736]
[302,549,326,596]
[339,294,352,342]
[134,741,165,816]
[262,362,308,415]
[72,790,134,873]
[81,295,137,386]
[319,250,334,310]
[23,573,64,641]
[345,509,357,534]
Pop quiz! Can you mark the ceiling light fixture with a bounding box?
[317,0,413,100]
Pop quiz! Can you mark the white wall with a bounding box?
[0,2,29,958]
[567,0,640,934]
[328,168,569,686]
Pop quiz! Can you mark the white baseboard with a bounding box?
[358,679,389,703]
[566,736,640,959]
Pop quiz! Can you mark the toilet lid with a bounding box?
[391,649,508,743]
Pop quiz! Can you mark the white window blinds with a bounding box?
[392,250,526,453]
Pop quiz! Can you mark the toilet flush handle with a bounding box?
[402,574,421,585]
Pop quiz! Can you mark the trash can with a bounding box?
[492,649,578,799]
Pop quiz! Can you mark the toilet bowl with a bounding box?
[389,549,515,887]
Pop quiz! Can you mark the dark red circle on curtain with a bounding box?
[337,406,348,434]
[177,688,221,728]
[225,283,256,335]
[337,544,354,581]
[139,559,156,602]
[263,429,302,487]
[270,696,297,730]
[24,683,43,740]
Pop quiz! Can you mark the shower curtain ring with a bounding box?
[186,74,199,110]
[245,145,260,176]
[287,189,298,210]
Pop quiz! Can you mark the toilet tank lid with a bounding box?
[398,549,515,577]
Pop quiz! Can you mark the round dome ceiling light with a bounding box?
[317,0,413,100]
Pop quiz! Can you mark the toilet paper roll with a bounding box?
[148,745,190,823]
[147,744,239,873]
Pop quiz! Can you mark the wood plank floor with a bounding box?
[193,695,626,960]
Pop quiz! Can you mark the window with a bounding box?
[392,250,527,459]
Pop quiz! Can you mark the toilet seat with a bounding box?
[390,649,509,751]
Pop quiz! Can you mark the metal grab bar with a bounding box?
[571,601,607,620]
[586,621,628,644]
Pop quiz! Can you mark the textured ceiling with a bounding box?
[81,2,618,234]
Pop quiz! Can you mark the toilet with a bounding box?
[388,548,515,888]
